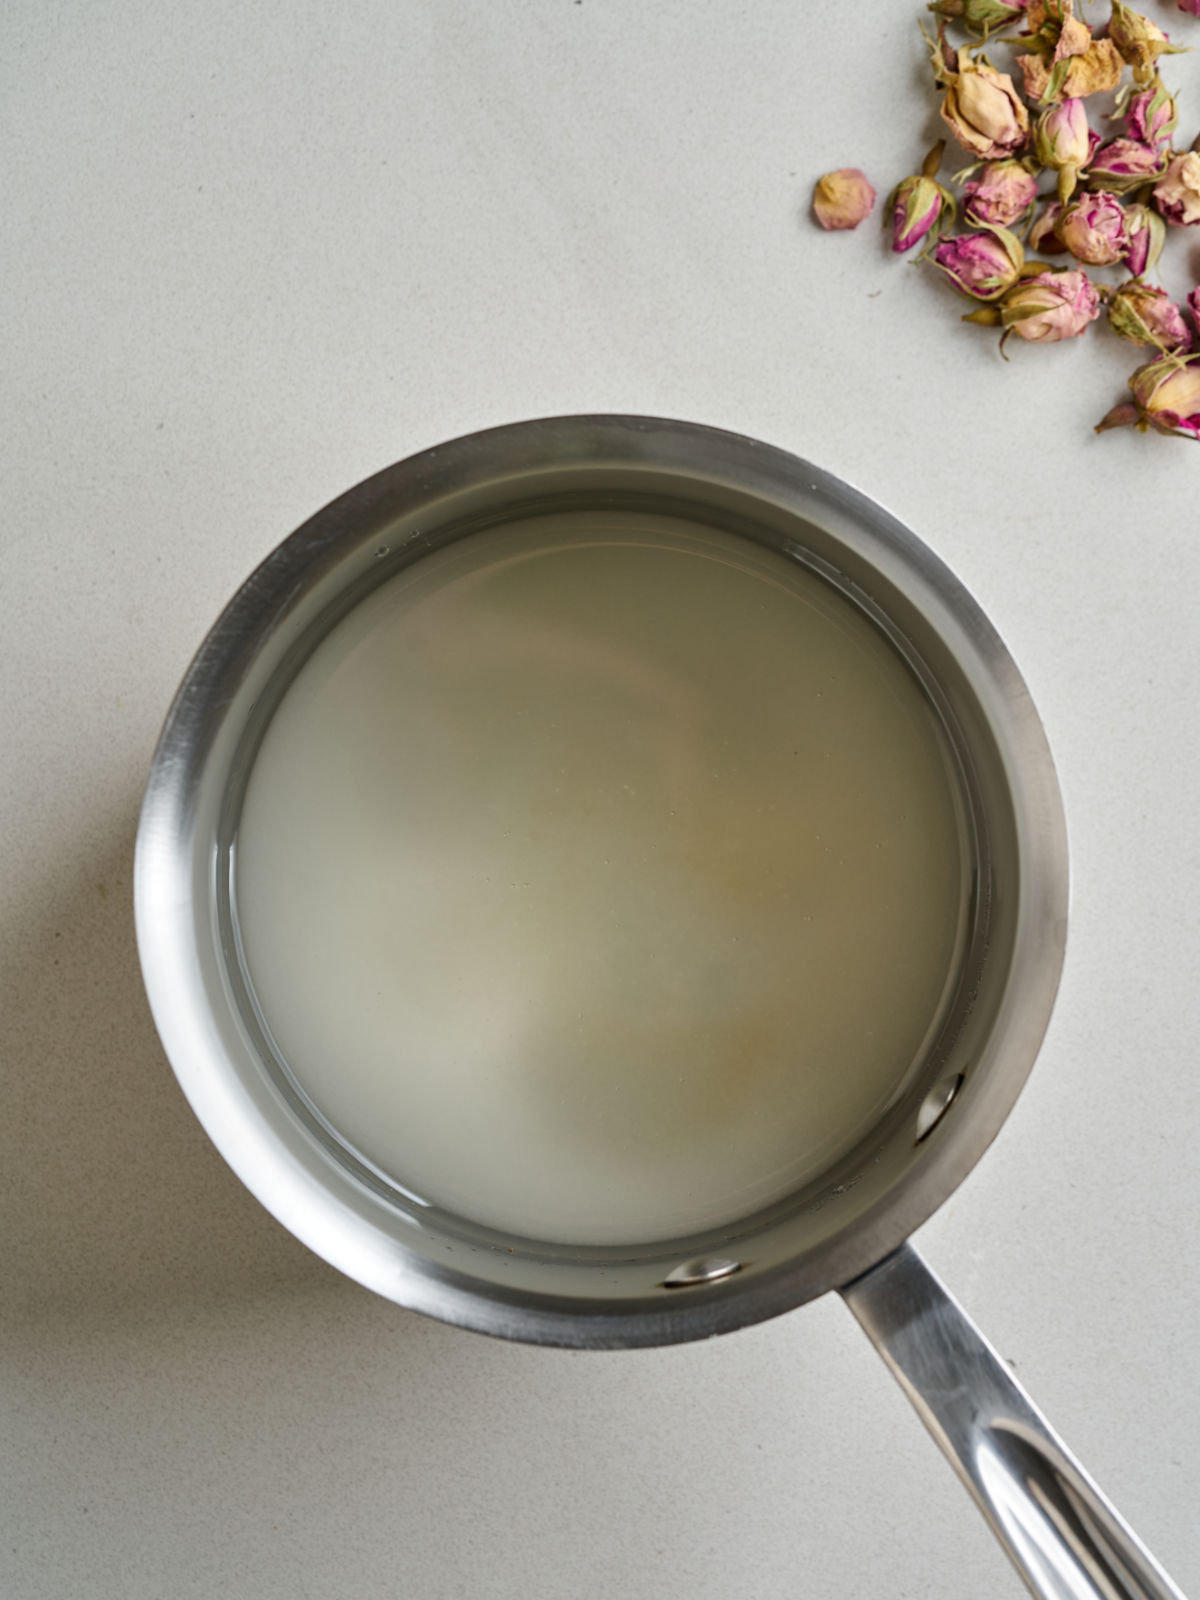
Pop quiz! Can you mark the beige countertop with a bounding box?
[4,3,1199,1595]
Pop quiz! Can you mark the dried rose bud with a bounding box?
[929,0,1029,30]
[813,168,877,230]
[1108,2,1184,88]
[1028,197,1068,253]
[928,29,1031,160]
[933,226,1025,299]
[1125,80,1178,152]
[1000,267,1101,341]
[1189,287,1200,327]
[1034,98,1093,199]
[1087,139,1167,195]
[1125,202,1167,275]
[1096,353,1200,438]
[1107,280,1192,351]
[1022,0,1092,54]
[1060,193,1130,265]
[1033,98,1091,167]
[1017,38,1123,102]
[1017,0,1094,103]
[889,174,956,252]
[1153,153,1200,227]
[1176,0,1200,13]
[963,159,1039,226]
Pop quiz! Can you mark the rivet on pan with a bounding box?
[916,1072,966,1143]
[662,1256,742,1289]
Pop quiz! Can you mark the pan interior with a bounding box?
[227,504,976,1259]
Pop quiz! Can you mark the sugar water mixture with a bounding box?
[235,512,967,1245]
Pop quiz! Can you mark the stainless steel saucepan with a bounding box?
[134,416,1185,1600]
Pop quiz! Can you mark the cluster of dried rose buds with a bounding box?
[812,0,1200,440]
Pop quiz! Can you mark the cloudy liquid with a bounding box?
[235,512,967,1245]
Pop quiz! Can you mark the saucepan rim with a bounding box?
[134,414,1069,1348]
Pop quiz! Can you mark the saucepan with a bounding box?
[134,415,1184,1600]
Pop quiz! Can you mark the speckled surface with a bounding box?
[3,3,1199,1595]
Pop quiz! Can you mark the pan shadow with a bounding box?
[0,800,342,1332]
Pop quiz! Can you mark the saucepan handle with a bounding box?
[840,1244,1186,1600]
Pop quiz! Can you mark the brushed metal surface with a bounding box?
[844,1247,1187,1600]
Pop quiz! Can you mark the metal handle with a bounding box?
[841,1245,1187,1600]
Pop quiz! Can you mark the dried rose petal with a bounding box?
[813,169,877,231]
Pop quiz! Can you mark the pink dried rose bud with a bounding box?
[887,140,955,253]
[1125,203,1167,275]
[1108,3,1184,88]
[1028,197,1068,253]
[813,168,877,230]
[1153,153,1200,227]
[1125,80,1178,152]
[927,27,1031,160]
[1033,98,1090,168]
[963,159,1039,226]
[1176,0,1200,14]
[1059,193,1130,265]
[1107,281,1192,351]
[1189,287,1200,327]
[1000,267,1101,342]
[1087,139,1168,194]
[1033,98,1092,198]
[1096,353,1200,438]
[889,173,956,252]
[932,226,1025,299]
